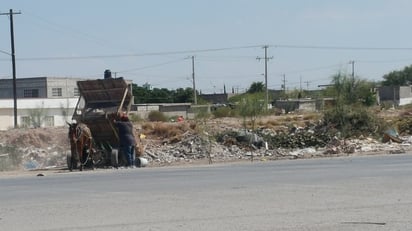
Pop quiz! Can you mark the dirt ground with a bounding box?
[0,109,410,177]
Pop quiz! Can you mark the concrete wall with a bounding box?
[0,77,84,99]
[274,99,317,113]
[379,86,412,106]
[131,103,191,119]
[0,98,78,130]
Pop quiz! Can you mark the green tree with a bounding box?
[247,81,264,94]
[237,94,265,130]
[173,87,193,103]
[322,72,382,138]
[324,72,376,106]
[382,64,412,86]
[132,84,193,104]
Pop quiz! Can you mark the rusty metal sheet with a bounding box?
[77,78,132,110]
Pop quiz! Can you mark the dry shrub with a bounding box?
[148,111,167,122]
[302,112,321,121]
[256,119,278,129]
[142,122,192,139]
[189,121,197,130]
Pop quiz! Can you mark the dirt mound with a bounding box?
[0,127,69,149]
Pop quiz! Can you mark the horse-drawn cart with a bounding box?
[67,77,138,170]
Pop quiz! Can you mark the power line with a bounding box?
[270,44,412,51]
[7,45,264,61]
[3,43,412,62]
[0,49,11,56]
[117,58,186,74]
[276,63,343,75]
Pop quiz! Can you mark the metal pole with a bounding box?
[10,9,18,128]
[264,46,268,110]
[1,9,21,128]
[192,56,197,104]
[257,46,272,111]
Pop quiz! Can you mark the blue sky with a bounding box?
[1,0,412,93]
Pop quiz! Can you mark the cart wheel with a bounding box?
[111,149,119,168]
[67,152,73,171]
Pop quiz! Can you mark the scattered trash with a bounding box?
[383,128,403,143]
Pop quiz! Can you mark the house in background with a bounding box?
[273,98,335,113]
[0,77,85,130]
[378,86,412,106]
[131,103,192,119]
[199,93,231,104]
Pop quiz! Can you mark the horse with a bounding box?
[67,122,94,171]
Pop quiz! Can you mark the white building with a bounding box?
[0,97,79,130]
[0,77,86,130]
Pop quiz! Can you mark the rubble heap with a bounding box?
[0,116,411,171]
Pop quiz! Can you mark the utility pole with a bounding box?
[305,81,310,90]
[282,74,286,94]
[349,60,355,78]
[1,9,21,128]
[191,56,197,105]
[256,45,273,110]
[349,60,355,92]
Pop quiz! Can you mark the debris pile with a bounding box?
[0,119,412,171]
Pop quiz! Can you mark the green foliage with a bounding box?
[382,64,412,86]
[212,106,236,118]
[324,72,377,106]
[322,105,387,138]
[236,93,265,130]
[132,83,194,104]
[129,113,142,122]
[147,111,168,122]
[247,81,265,93]
[319,71,384,138]
[396,117,412,135]
[28,105,49,128]
[193,106,211,120]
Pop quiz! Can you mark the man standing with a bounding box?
[114,113,136,168]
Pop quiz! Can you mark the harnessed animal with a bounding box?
[67,122,94,171]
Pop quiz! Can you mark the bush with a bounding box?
[129,113,143,122]
[212,106,235,118]
[148,111,167,122]
[395,116,412,135]
[323,106,387,138]
[0,145,21,171]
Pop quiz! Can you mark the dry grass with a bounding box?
[141,122,192,139]
[256,112,322,129]
[139,112,323,138]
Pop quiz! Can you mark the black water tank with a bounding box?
[104,69,112,79]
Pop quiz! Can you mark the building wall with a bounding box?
[0,77,84,99]
[0,77,47,98]
[400,97,412,106]
[274,99,317,113]
[0,97,79,130]
[131,103,191,119]
[199,93,229,104]
[379,86,412,106]
[399,86,412,98]
[45,77,81,98]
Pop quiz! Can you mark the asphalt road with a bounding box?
[1,154,412,231]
